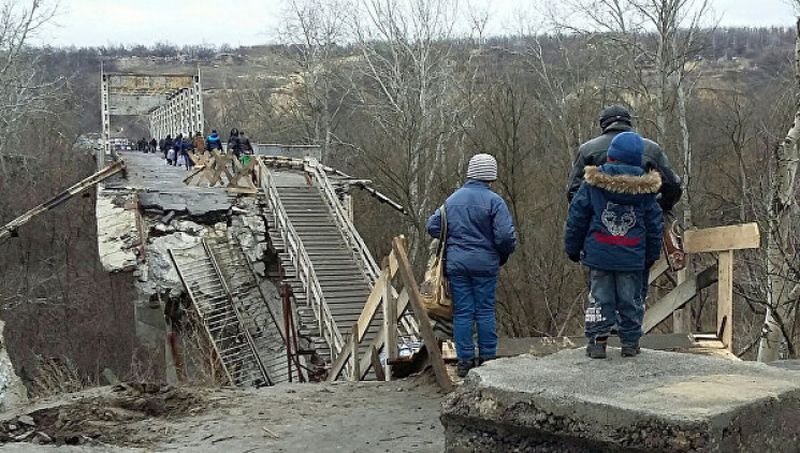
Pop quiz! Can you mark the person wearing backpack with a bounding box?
[564,132,663,359]
[426,153,517,378]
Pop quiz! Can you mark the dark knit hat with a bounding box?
[607,131,644,167]
[599,105,632,131]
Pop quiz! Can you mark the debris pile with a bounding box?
[0,382,205,448]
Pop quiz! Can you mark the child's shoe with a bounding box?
[621,343,641,357]
[586,339,607,359]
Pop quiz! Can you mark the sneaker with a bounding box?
[621,344,641,357]
[586,341,607,359]
[457,359,476,378]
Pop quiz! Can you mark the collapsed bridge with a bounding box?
[96,148,424,385]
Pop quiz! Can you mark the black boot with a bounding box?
[621,343,641,357]
[477,356,496,367]
[586,339,607,359]
[457,359,476,378]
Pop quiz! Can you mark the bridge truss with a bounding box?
[99,65,204,166]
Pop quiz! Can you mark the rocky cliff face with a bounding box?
[0,320,28,411]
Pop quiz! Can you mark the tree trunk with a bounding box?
[757,18,800,362]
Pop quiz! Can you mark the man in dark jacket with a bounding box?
[565,132,663,359]
[566,105,682,213]
[427,154,517,377]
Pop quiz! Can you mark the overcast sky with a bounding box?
[40,0,797,48]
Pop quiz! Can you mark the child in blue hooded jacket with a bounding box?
[565,131,663,358]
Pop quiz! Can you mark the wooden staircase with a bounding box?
[267,185,381,365]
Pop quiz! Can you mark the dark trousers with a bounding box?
[584,269,644,345]
[450,274,498,360]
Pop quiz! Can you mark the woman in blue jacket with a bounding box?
[427,154,517,377]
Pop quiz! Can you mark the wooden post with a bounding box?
[350,323,360,381]
[673,269,693,333]
[383,265,398,381]
[717,251,734,351]
[392,237,454,393]
[370,346,385,381]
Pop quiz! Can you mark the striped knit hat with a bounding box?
[467,153,498,181]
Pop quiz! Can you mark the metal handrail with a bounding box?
[257,159,346,366]
[309,161,381,283]
[203,238,272,386]
[309,161,420,341]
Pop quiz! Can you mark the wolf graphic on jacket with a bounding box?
[565,164,663,271]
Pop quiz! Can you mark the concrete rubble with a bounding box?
[441,348,800,453]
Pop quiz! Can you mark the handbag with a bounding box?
[420,204,453,320]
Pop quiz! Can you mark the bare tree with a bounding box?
[345,0,479,260]
[0,0,64,175]
[281,0,350,161]
[757,17,800,362]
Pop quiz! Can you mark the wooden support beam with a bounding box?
[370,346,385,381]
[383,267,397,380]
[649,257,670,285]
[683,223,760,253]
[357,290,410,380]
[643,265,718,333]
[350,323,360,382]
[327,270,389,381]
[392,237,453,393]
[718,251,734,351]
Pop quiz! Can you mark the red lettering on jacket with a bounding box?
[594,232,641,247]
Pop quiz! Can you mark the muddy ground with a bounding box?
[0,376,445,452]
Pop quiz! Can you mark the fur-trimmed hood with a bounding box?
[584,165,661,194]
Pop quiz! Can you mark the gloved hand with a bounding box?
[568,254,581,263]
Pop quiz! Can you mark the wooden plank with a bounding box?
[370,346,386,381]
[717,251,734,351]
[392,237,453,393]
[357,273,387,340]
[385,276,398,362]
[683,223,760,253]
[643,265,719,333]
[648,257,670,285]
[358,288,410,380]
[350,323,360,382]
[326,274,397,382]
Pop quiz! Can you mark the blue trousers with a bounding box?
[585,269,644,345]
[449,274,498,360]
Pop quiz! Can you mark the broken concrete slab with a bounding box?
[96,190,139,272]
[441,348,800,452]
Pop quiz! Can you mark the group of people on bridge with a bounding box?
[137,129,255,170]
[428,105,682,377]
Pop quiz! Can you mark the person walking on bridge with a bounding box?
[564,132,664,359]
[206,130,222,153]
[193,131,206,157]
[228,128,242,159]
[427,154,517,378]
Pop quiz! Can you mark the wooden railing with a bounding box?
[328,237,453,392]
[643,223,760,352]
[257,159,346,365]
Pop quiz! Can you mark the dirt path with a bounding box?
[0,377,445,452]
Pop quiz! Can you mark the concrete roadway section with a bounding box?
[441,348,800,452]
[104,151,232,218]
